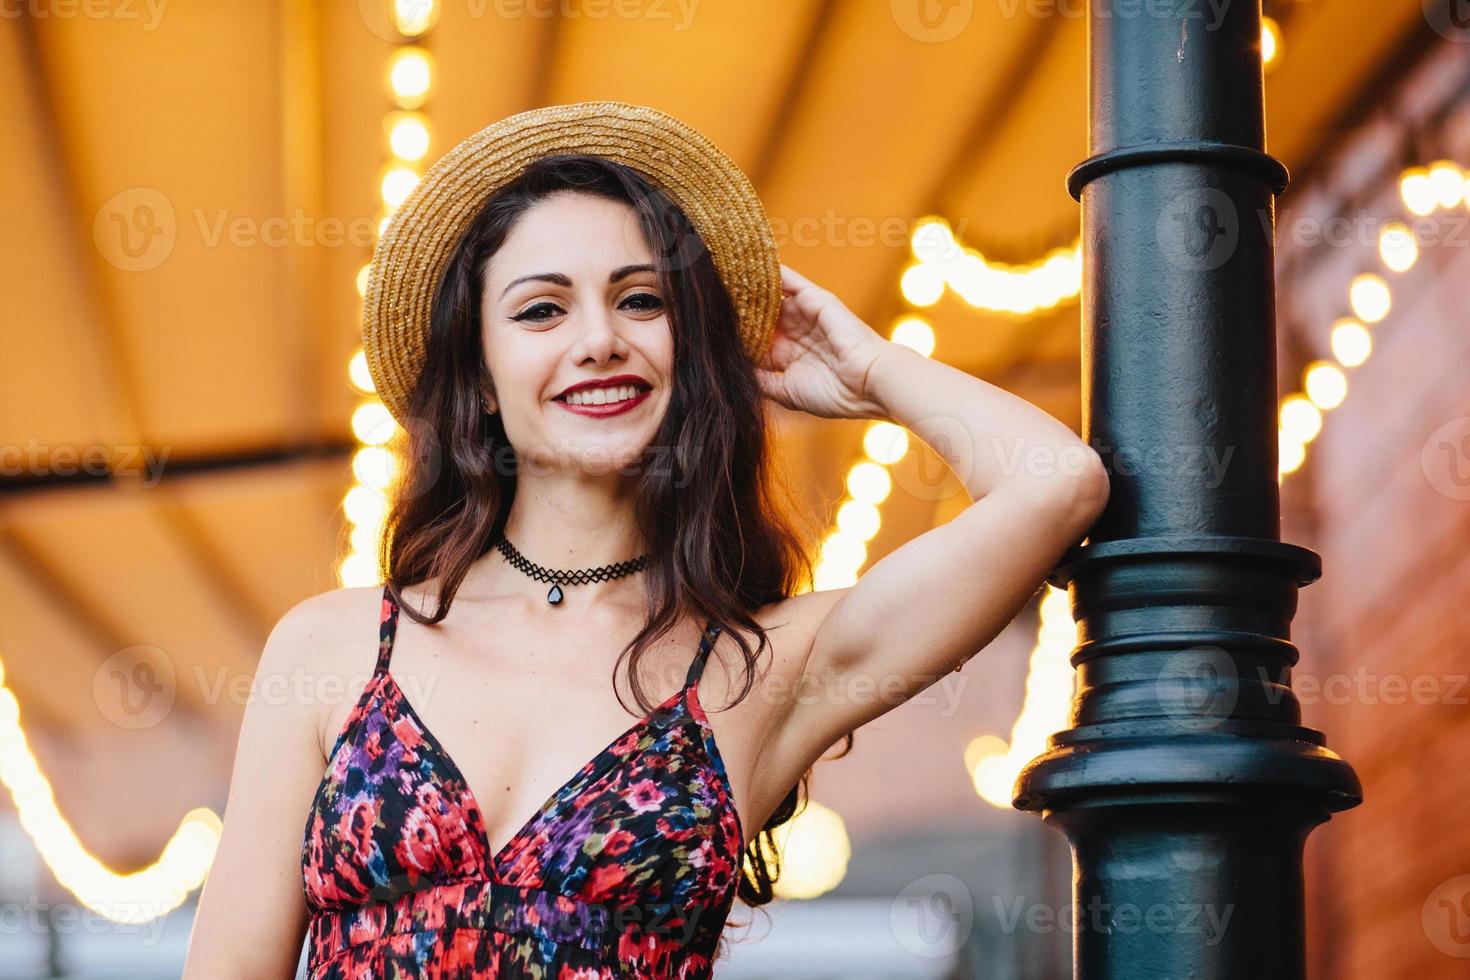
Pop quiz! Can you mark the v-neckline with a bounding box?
[379,667,688,882]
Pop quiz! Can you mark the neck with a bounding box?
[471,472,650,606]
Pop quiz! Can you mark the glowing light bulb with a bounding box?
[1329,318,1371,367]
[386,112,432,162]
[386,47,434,109]
[900,263,945,306]
[1377,221,1417,273]
[1262,17,1282,70]
[1303,361,1347,410]
[1399,167,1436,217]
[890,316,935,356]
[1348,273,1390,324]
[1280,393,1322,444]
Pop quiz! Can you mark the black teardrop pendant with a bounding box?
[547,584,564,605]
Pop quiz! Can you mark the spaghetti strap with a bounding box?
[683,617,722,690]
[375,583,400,677]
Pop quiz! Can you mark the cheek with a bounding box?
[643,319,675,374]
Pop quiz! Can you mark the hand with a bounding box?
[755,264,894,420]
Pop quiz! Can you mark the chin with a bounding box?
[546,436,654,476]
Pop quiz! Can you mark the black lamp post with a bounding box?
[1012,2,1363,977]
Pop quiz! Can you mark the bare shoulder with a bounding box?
[269,584,384,650]
[262,584,388,761]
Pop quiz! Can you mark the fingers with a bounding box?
[779,263,816,295]
[752,366,785,406]
[778,264,834,320]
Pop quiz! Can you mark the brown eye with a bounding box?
[621,292,663,312]
[512,302,563,322]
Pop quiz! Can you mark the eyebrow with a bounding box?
[499,264,656,301]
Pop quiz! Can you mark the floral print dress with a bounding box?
[300,585,746,978]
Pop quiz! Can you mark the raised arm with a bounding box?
[752,264,1108,797]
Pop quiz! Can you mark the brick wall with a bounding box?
[1277,36,1470,979]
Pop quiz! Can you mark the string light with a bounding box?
[1303,361,1348,410]
[1262,17,1283,73]
[1330,318,1371,367]
[1399,167,1437,216]
[908,216,1081,317]
[0,660,221,922]
[340,3,440,588]
[384,46,434,111]
[1349,272,1391,323]
[965,152,1449,805]
[965,585,1077,805]
[1428,159,1464,209]
[0,0,450,923]
[1377,221,1417,273]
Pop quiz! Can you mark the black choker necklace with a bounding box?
[493,534,649,605]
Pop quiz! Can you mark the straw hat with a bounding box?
[361,100,783,426]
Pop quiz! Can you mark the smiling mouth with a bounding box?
[554,383,652,407]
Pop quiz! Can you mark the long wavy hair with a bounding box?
[374,153,853,912]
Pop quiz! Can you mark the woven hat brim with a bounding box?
[362,100,782,426]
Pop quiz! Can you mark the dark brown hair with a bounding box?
[374,153,854,913]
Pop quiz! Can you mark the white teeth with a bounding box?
[564,384,642,406]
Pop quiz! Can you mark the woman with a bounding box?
[184,102,1107,978]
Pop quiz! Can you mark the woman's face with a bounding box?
[480,191,673,476]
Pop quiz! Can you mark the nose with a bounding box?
[570,299,628,365]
